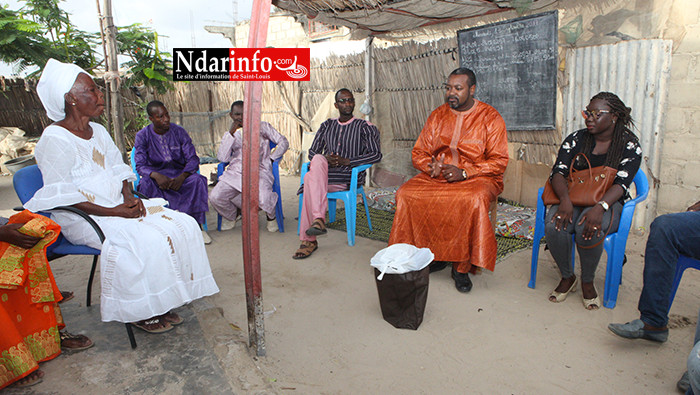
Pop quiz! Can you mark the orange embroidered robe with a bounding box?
[0,211,63,389]
[388,101,509,272]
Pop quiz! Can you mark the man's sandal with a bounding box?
[60,331,94,352]
[305,219,327,236]
[132,317,174,334]
[292,240,318,260]
[59,290,74,304]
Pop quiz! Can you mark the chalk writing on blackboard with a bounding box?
[458,11,558,131]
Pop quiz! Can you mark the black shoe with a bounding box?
[451,267,472,293]
[429,261,449,273]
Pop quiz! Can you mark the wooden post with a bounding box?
[207,83,217,156]
[101,0,126,158]
[241,0,271,357]
[364,36,374,186]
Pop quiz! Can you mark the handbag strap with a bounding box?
[569,153,594,181]
[577,205,615,250]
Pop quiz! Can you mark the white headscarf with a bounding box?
[37,58,91,121]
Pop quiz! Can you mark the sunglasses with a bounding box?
[337,98,355,104]
[581,109,612,120]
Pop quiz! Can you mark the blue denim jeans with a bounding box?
[638,210,700,328]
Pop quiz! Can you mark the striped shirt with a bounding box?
[308,117,382,186]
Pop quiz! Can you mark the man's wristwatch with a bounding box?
[461,169,467,179]
[597,200,609,211]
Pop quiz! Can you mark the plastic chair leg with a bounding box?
[202,217,208,232]
[275,198,284,233]
[87,255,99,307]
[668,256,700,312]
[361,191,372,231]
[297,192,303,235]
[217,214,223,231]
[528,235,543,289]
[328,200,337,223]
[345,197,357,246]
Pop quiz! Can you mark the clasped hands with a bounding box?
[325,153,350,167]
[428,154,466,183]
[151,172,188,191]
[113,194,147,218]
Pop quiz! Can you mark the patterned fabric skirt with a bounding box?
[0,211,63,389]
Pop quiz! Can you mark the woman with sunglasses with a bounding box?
[545,92,641,310]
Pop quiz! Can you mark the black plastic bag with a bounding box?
[374,266,429,330]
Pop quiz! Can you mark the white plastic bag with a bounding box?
[370,243,434,280]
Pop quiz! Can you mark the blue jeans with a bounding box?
[638,211,700,328]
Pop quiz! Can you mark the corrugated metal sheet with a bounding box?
[563,39,672,229]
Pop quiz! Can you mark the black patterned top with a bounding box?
[551,129,642,201]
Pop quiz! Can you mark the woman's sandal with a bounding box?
[305,219,327,236]
[583,287,601,310]
[13,370,44,388]
[549,277,578,303]
[132,317,174,334]
[292,240,318,260]
[160,311,184,326]
[60,331,94,352]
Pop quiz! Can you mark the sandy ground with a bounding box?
[2,166,699,394]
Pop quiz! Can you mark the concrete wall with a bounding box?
[658,0,700,214]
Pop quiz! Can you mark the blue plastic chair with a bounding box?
[13,165,137,348]
[528,169,650,309]
[297,161,373,246]
[668,255,700,312]
[130,149,208,231]
[216,140,285,232]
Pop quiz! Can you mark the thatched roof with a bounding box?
[272,0,557,34]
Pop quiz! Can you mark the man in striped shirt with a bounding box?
[293,89,382,259]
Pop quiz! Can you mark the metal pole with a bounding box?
[241,0,271,357]
[102,0,127,159]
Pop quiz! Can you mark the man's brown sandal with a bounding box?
[59,291,74,304]
[292,240,318,259]
[60,331,94,352]
[305,219,327,236]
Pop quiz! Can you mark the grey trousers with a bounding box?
[544,202,622,283]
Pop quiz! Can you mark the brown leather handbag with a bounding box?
[542,153,618,206]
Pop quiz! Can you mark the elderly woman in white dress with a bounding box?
[25,59,219,333]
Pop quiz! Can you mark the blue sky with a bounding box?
[1,0,254,76]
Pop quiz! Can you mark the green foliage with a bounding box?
[18,0,99,72]
[117,24,173,94]
[1,1,174,94]
[0,5,60,73]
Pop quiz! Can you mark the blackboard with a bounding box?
[458,11,557,131]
